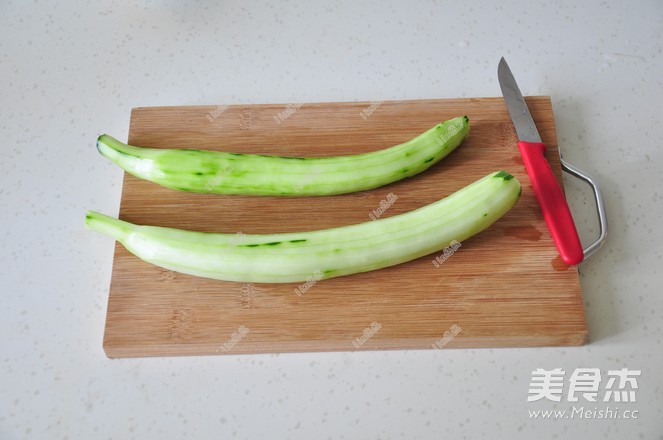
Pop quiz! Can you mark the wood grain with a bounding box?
[103,97,587,358]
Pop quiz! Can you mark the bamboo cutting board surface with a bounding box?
[103,97,586,358]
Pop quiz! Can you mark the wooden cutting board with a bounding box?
[103,97,587,358]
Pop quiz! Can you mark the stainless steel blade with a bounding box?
[498,57,542,143]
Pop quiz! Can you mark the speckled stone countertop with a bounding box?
[1,1,661,438]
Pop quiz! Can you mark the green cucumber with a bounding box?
[96,116,469,196]
[85,170,521,283]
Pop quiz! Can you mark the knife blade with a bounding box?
[498,57,584,265]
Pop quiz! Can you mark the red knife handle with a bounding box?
[518,141,583,265]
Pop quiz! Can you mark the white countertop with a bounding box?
[2,1,662,438]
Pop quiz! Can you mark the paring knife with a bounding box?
[498,57,583,265]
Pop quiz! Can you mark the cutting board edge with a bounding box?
[128,95,553,114]
[103,330,588,358]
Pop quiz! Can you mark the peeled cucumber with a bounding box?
[85,170,521,283]
[96,116,470,196]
